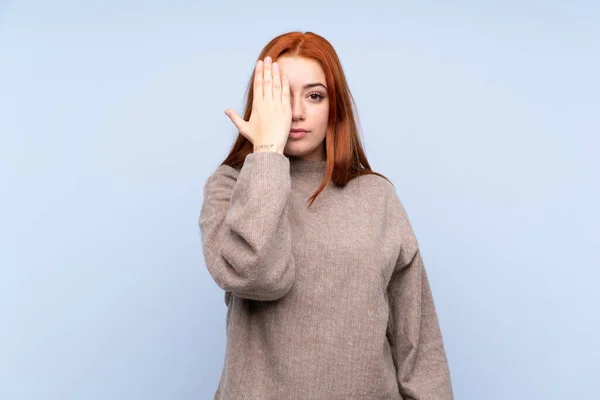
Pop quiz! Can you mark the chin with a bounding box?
[284,142,302,155]
[285,143,310,156]
[284,136,326,158]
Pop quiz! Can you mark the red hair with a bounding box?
[221,31,391,207]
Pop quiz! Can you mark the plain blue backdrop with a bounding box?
[1,1,598,399]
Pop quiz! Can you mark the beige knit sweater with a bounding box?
[199,151,453,400]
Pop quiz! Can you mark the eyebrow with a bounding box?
[303,83,328,90]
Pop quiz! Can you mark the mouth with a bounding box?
[289,129,308,139]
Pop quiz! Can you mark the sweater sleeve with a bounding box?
[386,198,454,400]
[198,151,295,301]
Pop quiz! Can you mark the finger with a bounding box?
[281,73,290,107]
[224,109,248,137]
[263,56,273,102]
[253,60,263,103]
[272,61,282,102]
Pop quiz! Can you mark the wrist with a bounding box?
[254,144,283,154]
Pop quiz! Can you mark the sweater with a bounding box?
[199,151,453,400]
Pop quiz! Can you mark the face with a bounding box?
[275,55,329,162]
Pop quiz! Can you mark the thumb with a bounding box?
[224,109,248,137]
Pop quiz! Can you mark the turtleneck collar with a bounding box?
[287,157,329,190]
[288,157,327,173]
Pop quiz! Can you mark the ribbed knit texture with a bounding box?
[199,151,453,400]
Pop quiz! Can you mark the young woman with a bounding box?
[199,31,454,400]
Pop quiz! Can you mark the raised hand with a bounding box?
[224,56,292,154]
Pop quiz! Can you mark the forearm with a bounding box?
[200,151,295,301]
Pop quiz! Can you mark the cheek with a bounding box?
[309,105,329,125]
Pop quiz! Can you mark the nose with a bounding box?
[291,95,305,121]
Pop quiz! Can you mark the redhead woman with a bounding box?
[199,31,454,400]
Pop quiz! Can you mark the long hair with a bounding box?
[221,31,391,207]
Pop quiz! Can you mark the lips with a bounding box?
[289,129,308,139]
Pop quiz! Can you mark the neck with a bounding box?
[289,156,327,172]
[288,156,328,190]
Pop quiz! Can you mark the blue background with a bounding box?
[1,1,598,398]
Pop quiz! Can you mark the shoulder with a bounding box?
[203,163,241,198]
[357,173,420,258]
[352,172,399,203]
[352,172,412,222]
[211,163,240,181]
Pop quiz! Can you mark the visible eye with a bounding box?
[308,92,325,101]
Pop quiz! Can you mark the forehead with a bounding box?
[275,56,326,86]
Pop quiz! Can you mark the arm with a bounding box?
[198,151,295,301]
[387,200,453,399]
